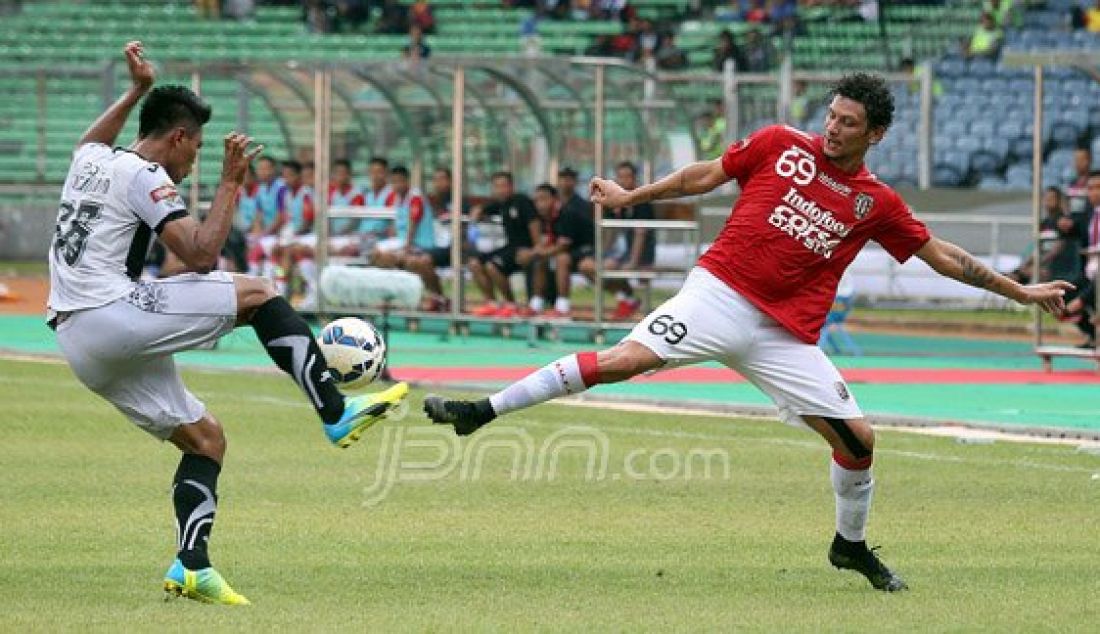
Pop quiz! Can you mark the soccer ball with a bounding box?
[317,317,387,391]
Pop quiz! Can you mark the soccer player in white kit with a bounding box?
[425,73,1073,591]
[47,42,408,605]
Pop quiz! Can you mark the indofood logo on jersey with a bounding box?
[769,146,854,259]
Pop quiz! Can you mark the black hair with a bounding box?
[616,161,638,176]
[831,73,894,131]
[391,165,410,178]
[334,158,352,171]
[1044,185,1065,198]
[138,85,211,138]
[1076,145,1092,155]
[1086,169,1100,180]
[434,166,452,178]
[558,166,578,178]
[491,171,513,184]
[257,155,277,166]
[534,183,558,197]
[282,160,303,174]
[369,156,389,169]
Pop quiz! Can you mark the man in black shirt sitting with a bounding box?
[468,171,542,318]
[557,166,593,220]
[530,183,596,319]
[603,161,656,319]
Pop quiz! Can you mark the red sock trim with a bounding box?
[576,352,600,387]
[832,450,873,471]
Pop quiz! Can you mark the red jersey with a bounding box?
[698,124,930,343]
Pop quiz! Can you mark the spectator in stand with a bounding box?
[195,0,219,19]
[406,166,467,312]
[302,160,316,190]
[963,12,1003,59]
[223,0,255,20]
[742,0,770,23]
[468,171,542,318]
[1007,187,1080,285]
[532,183,596,319]
[557,166,592,221]
[602,161,655,320]
[898,57,944,98]
[276,159,317,302]
[376,0,409,34]
[631,19,659,64]
[328,158,366,248]
[409,0,435,34]
[743,28,774,72]
[1063,172,1100,347]
[593,0,633,21]
[1073,0,1100,31]
[303,0,330,32]
[285,159,366,307]
[713,28,748,71]
[654,32,689,70]
[332,0,370,31]
[770,0,798,24]
[1064,145,1093,200]
[403,24,431,60]
[697,100,727,160]
[585,34,618,57]
[359,157,394,246]
[984,0,1018,29]
[370,165,436,270]
[245,155,284,277]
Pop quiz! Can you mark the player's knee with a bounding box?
[175,415,226,462]
[235,275,277,311]
[849,419,875,454]
[820,416,874,459]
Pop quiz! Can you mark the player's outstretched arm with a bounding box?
[915,236,1074,314]
[77,41,155,149]
[590,159,729,208]
[159,133,263,273]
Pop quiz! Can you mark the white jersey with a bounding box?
[48,143,189,321]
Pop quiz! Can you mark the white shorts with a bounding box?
[624,267,862,428]
[55,272,238,440]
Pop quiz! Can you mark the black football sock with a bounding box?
[250,296,345,424]
[173,454,221,570]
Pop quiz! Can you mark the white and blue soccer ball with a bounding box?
[318,317,387,391]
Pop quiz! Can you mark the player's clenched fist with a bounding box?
[589,177,629,208]
[220,132,264,185]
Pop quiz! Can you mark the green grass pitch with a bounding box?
[2,357,1099,632]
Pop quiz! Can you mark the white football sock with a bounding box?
[489,352,596,416]
[831,457,874,542]
[529,295,545,313]
[554,296,571,313]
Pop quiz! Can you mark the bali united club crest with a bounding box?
[853,193,874,220]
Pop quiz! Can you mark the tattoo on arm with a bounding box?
[950,250,996,289]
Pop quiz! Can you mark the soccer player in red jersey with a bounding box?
[424,73,1073,591]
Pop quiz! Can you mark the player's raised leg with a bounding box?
[163,414,250,605]
[424,341,662,435]
[234,275,408,447]
[801,415,906,592]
